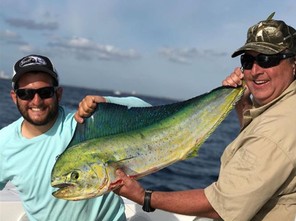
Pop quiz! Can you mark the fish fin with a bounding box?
[68,102,184,147]
[106,156,139,174]
[107,156,136,165]
[185,151,199,159]
[68,86,239,148]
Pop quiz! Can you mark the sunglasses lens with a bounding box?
[16,89,34,100]
[257,55,279,68]
[241,54,254,70]
[38,87,55,99]
[16,87,56,100]
[241,54,284,70]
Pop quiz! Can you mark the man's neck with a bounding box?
[21,116,58,139]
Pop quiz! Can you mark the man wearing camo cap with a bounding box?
[113,13,296,221]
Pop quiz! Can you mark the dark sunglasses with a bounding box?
[15,86,57,100]
[240,53,295,70]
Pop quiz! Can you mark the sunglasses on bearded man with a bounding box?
[15,86,58,100]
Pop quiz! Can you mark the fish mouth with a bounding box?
[52,182,76,199]
[52,182,103,201]
[52,183,75,189]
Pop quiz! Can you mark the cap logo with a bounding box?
[247,21,289,49]
[19,56,47,68]
[255,23,281,41]
[255,27,277,42]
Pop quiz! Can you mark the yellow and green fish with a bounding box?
[51,86,243,201]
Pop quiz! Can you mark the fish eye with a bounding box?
[71,171,79,180]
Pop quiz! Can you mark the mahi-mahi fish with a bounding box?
[51,86,243,201]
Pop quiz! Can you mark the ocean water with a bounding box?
[0,78,240,191]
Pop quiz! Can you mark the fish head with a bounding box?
[51,156,111,200]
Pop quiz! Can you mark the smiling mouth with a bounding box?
[253,80,268,85]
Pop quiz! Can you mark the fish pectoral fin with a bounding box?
[122,167,159,180]
[117,156,136,163]
[107,156,136,167]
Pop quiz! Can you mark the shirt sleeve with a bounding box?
[104,96,151,108]
[0,147,8,190]
[0,128,10,190]
[205,135,294,220]
[0,155,7,189]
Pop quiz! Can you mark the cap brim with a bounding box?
[12,65,58,83]
[231,42,285,57]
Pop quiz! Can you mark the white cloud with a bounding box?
[48,37,141,61]
[0,30,25,44]
[159,47,227,64]
[5,18,58,30]
[0,70,10,79]
[0,29,19,38]
[19,44,36,53]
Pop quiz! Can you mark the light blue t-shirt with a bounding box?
[0,96,150,221]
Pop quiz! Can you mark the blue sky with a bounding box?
[1,1,295,99]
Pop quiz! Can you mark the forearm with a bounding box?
[149,189,220,218]
[114,170,220,218]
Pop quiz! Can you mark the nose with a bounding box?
[250,61,263,74]
[31,93,43,104]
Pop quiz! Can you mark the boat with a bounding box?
[0,71,10,79]
[0,182,213,221]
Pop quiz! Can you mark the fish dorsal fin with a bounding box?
[68,101,184,147]
[68,86,243,148]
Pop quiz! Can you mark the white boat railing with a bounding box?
[0,182,213,221]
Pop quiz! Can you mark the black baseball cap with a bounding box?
[12,54,59,89]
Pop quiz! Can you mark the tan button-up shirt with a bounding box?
[205,81,296,221]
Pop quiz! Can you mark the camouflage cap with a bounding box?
[232,16,296,57]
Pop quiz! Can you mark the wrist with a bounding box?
[142,189,155,212]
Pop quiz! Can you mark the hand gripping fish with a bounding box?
[51,86,243,200]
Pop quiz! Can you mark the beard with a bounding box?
[16,98,59,126]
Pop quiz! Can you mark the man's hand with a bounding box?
[74,95,106,123]
[222,67,244,87]
[113,169,145,205]
[222,67,252,126]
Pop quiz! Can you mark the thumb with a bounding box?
[115,168,127,178]
[74,112,84,124]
